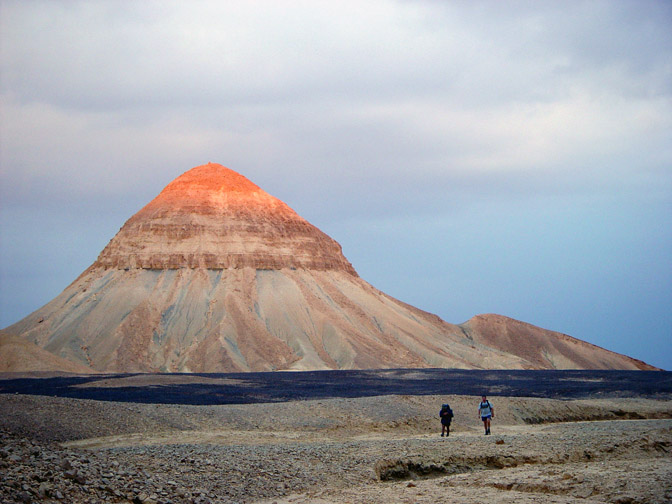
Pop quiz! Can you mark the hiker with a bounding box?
[478,395,494,435]
[439,403,453,437]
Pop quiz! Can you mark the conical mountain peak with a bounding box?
[94,163,356,273]
[4,162,656,373]
[131,163,296,219]
[169,162,264,194]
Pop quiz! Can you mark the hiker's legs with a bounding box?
[482,416,491,434]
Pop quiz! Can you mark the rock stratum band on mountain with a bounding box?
[2,163,656,373]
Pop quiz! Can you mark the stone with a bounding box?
[37,482,50,498]
[16,491,32,504]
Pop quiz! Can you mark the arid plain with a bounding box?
[1,373,671,504]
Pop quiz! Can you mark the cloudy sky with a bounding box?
[1,1,670,369]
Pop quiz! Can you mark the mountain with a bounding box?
[460,314,655,370]
[2,163,657,372]
[0,331,95,374]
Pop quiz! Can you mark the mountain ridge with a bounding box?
[2,163,658,373]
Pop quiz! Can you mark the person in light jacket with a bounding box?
[478,395,494,435]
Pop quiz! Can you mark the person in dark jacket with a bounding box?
[439,403,453,437]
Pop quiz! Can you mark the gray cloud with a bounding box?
[1,0,670,368]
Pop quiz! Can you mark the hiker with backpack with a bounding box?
[478,395,494,435]
[439,403,453,437]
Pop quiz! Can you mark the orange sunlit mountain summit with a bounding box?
[94,163,357,272]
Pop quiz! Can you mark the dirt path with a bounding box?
[254,419,672,504]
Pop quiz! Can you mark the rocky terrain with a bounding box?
[1,388,670,504]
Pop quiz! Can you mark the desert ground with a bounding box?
[1,374,671,504]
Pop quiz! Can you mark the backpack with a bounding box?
[440,404,453,419]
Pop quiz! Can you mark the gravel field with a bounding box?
[1,380,671,503]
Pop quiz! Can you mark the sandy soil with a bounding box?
[1,391,670,503]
